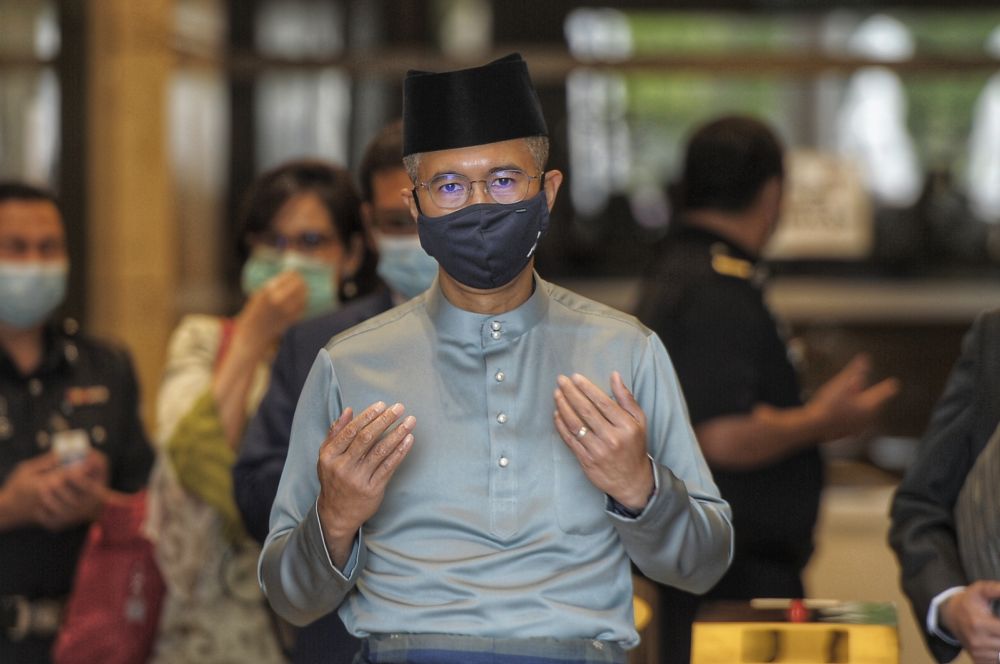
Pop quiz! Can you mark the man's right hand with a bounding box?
[316,401,416,569]
[940,582,1000,664]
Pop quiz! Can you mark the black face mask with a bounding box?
[416,191,550,290]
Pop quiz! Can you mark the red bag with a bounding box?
[53,490,166,664]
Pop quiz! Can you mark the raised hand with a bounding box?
[553,371,653,512]
[316,402,416,568]
[806,353,900,440]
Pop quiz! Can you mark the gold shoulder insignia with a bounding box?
[710,251,754,280]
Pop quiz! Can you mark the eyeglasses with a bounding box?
[254,231,337,253]
[415,169,541,209]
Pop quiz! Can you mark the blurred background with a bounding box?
[4,1,1000,661]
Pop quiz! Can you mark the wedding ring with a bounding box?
[576,426,588,439]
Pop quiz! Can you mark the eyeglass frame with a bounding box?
[412,168,546,211]
[250,230,338,253]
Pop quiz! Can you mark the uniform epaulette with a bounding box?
[709,243,754,280]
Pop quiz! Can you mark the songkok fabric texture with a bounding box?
[402,53,548,157]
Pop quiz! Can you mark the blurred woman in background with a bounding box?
[145,160,376,663]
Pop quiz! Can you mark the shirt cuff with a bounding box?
[606,456,659,520]
[928,586,965,646]
[312,498,362,580]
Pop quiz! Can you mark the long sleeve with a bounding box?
[259,351,360,626]
[108,345,155,492]
[889,311,993,663]
[614,332,733,593]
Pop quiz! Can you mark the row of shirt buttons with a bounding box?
[491,320,509,470]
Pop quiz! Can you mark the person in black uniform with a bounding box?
[0,181,154,663]
[635,116,899,664]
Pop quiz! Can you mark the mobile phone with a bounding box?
[51,429,90,466]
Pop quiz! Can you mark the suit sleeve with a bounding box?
[889,312,990,663]
[235,327,304,544]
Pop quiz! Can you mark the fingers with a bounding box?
[368,426,415,484]
[553,372,646,459]
[37,474,77,518]
[555,373,626,436]
[321,401,417,478]
[323,401,388,455]
[611,371,645,426]
[972,580,1000,599]
[23,451,60,474]
[269,269,307,297]
[553,407,594,463]
[859,377,901,409]
[326,407,353,440]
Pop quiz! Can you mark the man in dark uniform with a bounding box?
[635,116,899,664]
[0,181,154,663]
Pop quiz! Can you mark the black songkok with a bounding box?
[402,53,548,157]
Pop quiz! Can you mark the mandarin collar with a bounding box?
[424,271,550,346]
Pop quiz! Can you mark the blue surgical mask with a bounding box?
[373,233,438,299]
[416,190,549,290]
[240,246,339,318]
[0,260,68,328]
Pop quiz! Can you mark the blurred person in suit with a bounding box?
[891,309,1000,664]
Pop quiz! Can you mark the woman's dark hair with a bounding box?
[238,159,378,301]
[671,115,784,214]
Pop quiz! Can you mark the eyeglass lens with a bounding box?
[427,170,533,208]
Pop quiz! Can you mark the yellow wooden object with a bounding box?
[633,595,652,631]
[691,621,898,663]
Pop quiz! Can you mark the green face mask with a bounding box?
[240,246,340,318]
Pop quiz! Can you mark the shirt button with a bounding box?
[496,412,508,424]
[91,426,107,445]
[499,456,509,468]
[28,379,43,396]
[490,330,501,340]
[494,371,505,382]
[490,321,502,331]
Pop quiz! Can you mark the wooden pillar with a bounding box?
[87,0,176,428]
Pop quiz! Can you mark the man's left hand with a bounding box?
[553,371,653,512]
